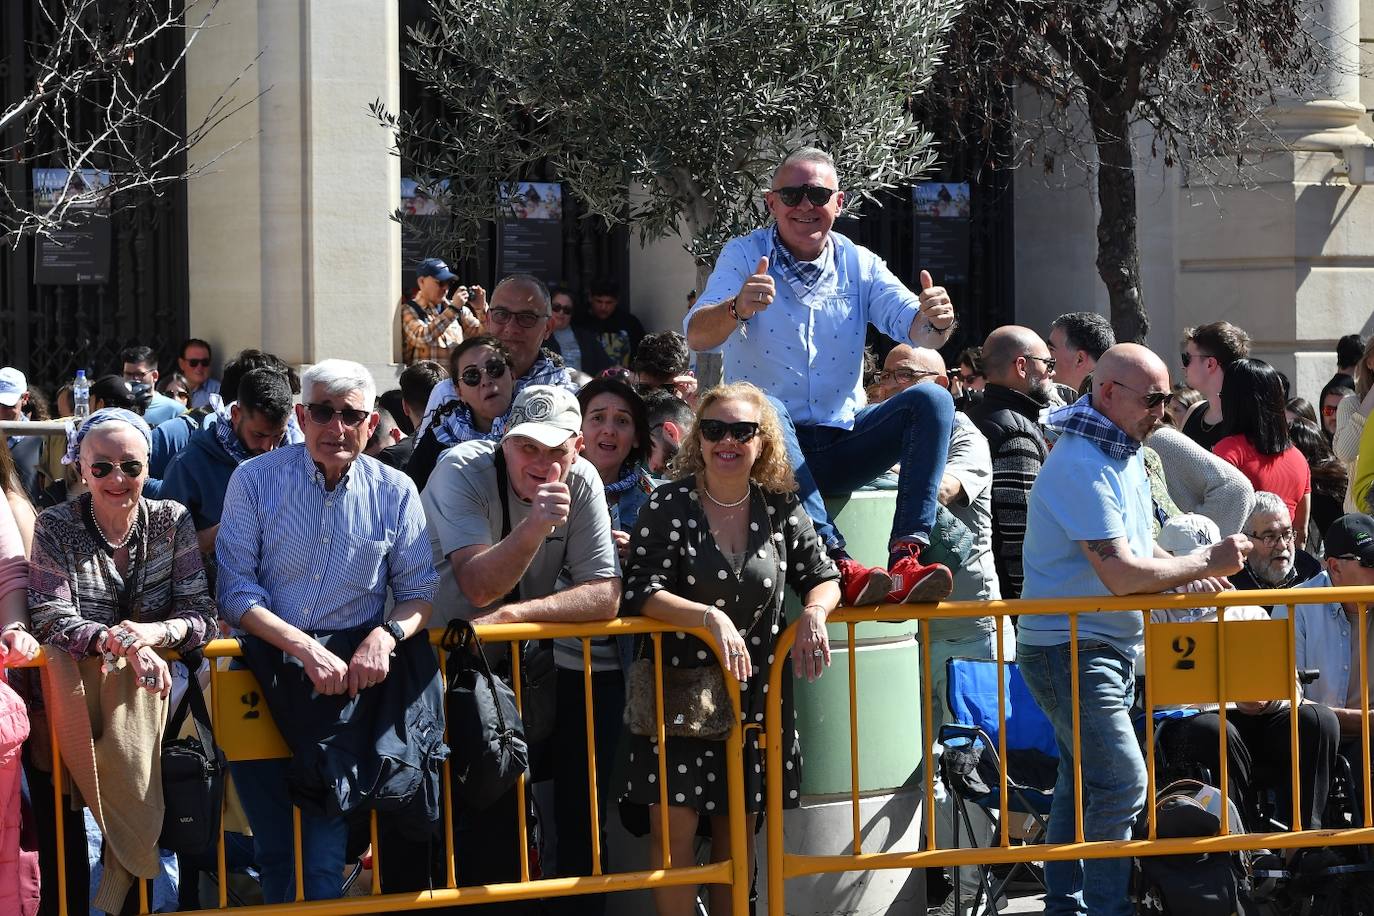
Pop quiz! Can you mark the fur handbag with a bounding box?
[624,660,734,741]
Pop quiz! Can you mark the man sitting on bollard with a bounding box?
[1016,343,1251,916]
[685,146,961,606]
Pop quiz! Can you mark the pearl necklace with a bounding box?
[87,498,137,551]
[703,485,749,508]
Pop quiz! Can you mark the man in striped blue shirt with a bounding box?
[216,358,438,903]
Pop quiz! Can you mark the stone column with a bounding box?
[183,0,401,385]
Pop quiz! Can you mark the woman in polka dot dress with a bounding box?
[617,382,840,916]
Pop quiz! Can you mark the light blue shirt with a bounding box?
[142,391,186,428]
[1274,571,1370,709]
[1017,431,1155,656]
[189,378,222,412]
[687,228,922,429]
[216,444,438,630]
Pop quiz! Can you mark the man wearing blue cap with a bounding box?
[401,257,485,365]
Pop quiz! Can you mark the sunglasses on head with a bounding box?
[87,459,144,479]
[773,184,838,207]
[184,357,211,368]
[304,403,371,428]
[459,359,509,387]
[488,307,545,329]
[1180,351,1213,369]
[699,419,760,443]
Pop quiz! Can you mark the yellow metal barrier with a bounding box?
[12,617,751,915]
[764,585,1374,911]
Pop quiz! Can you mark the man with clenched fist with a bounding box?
[685,146,963,608]
[420,384,620,912]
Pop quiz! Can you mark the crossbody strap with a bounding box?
[493,450,521,604]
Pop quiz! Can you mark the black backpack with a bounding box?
[159,658,225,854]
[1134,779,1254,916]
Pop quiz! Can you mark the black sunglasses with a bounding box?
[183,357,211,368]
[87,459,144,479]
[551,304,574,315]
[1023,354,1057,372]
[488,307,546,329]
[1180,351,1213,369]
[774,184,837,207]
[459,359,509,387]
[304,403,371,428]
[699,419,760,443]
[1332,553,1374,569]
[1111,380,1174,409]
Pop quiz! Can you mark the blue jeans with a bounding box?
[1017,640,1148,916]
[769,382,953,553]
[229,757,349,903]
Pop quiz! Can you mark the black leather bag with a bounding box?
[519,640,556,744]
[159,659,225,854]
[442,620,530,811]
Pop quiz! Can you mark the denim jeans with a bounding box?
[769,382,953,554]
[228,757,348,902]
[1017,640,1148,916]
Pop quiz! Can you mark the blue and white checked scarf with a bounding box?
[1045,394,1141,461]
[770,225,833,301]
[213,410,258,464]
[435,352,565,447]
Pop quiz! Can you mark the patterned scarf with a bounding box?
[434,352,569,446]
[1046,394,1141,461]
[770,225,834,301]
[605,463,650,500]
[213,412,256,464]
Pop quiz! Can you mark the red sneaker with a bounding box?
[835,556,893,607]
[885,542,953,604]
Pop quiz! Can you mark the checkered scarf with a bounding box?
[213,411,256,464]
[1046,394,1141,462]
[770,225,833,300]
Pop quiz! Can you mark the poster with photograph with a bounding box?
[32,168,112,285]
[498,181,563,281]
[401,177,449,280]
[912,182,970,285]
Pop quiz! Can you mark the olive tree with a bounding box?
[377,0,963,292]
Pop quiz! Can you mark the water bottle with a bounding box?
[73,369,90,420]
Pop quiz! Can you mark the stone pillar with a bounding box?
[1173,0,1372,401]
[183,0,401,385]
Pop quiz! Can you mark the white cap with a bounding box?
[502,385,582,448]
[1157,513,1221,557]
[0,368,27,407]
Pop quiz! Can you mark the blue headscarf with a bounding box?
[62,408,153,465]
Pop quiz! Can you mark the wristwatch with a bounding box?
[382,619,405,644]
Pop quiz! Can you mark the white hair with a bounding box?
[1248,491,1290,529]
[773,147,838,187]
[301,359,376,408]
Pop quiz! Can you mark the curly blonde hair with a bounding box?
[670,382,797,494]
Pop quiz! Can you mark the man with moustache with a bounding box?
[968,326,1056,599]
[1229,490,1323,609]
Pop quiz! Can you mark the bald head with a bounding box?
[878,345,947,400]
[981,325,1055,402]
[1093,343,1171,442]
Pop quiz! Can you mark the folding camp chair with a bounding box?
[938,656,1059,916]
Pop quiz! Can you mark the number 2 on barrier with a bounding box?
[212,668,292,761]
[1148,619,1291,707]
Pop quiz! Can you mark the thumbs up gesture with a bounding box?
[916,269,954,337]
[531,461,571,529]
[735,256,775,319]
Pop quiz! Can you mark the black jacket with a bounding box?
[968,384,1050,600]
[1229,549,1323,611]
[241,627,449,839]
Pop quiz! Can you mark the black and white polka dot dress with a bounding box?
[617,476,839,815]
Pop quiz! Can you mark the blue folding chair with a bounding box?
[939,656,1059,915]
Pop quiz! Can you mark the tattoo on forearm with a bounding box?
[1085,538,1122,561]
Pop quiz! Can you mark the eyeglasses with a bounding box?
[1322,404,1339,417]
[304,403,371,428]
[1110,380,1174,409]
[1023,354,1057,372]
[183,357,211,368]
[876,368,941,385]
[488,307,546,329]
[551,304,574,315]
[459,359,509,387]
[699,419,760,443]
[1250,527,1295,546]
[773,184,838,207]
[1332,553,1374,569]
[87,459,144,479]
[1180,351,1213,369]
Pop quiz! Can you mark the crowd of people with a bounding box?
[0,146,1371,916]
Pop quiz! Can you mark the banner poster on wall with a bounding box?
[400,176,449,286]
[497,181,563,285]
[912,181,970,286]
[32,168,112,285]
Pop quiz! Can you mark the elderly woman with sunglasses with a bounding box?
[618,382,840,916]
[406,335,517,490]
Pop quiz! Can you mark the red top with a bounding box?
[1212,434,1311,517]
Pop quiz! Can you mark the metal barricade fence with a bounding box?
[12,618,752,915]
[764,584,1374,912]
